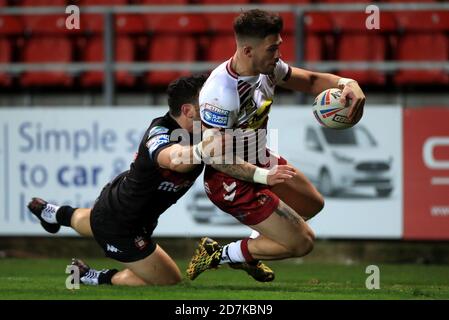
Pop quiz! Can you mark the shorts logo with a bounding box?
[134,236,148,251]
[106,244,122,253]
[257,193,269,205]
[201,103,230,127]
[223,182,237,202]
[204,182,211,195]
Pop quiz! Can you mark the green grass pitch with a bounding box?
[1,258,448,300]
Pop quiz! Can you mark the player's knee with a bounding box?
[162,271,183,286]
[310,193,325,217]
[316,194,325,213]
[291,232,315,257]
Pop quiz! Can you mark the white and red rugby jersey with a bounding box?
[199,57,292,131]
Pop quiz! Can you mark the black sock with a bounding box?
[55,206,77,227]
[98,269,119,285]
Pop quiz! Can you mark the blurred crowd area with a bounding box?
[0,0,448,106]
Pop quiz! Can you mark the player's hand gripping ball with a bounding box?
[312,88,363,129]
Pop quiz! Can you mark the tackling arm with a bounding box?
[198,128,295,186]
[156,144,200,173]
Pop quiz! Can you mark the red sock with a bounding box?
[240,238,255,263]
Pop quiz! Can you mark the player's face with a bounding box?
[192,102,201,121]
[252,34,282,75]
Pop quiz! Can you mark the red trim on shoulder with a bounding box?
[226,58,239,79]
[282,65,292,82]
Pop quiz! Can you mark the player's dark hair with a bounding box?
[166,73,208,117]
[234,9,283,41]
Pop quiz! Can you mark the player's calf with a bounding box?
[71,258,118,286]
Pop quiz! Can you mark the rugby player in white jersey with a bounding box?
[187,9,365,280]
[28,74,294,286]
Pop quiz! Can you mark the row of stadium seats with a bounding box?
[1,32,447,87]
[0,0,442,6]
[2,10,449,33]
[1,11,448,88]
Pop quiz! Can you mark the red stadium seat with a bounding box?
[199,0,250,4]
[280,34,295,63]
[332,12,396,32]
[82,14,146,34]
[143,14,206,86]
[80,0,128,5]
[279,13,295,34]
[337,34,386,85]
[81,36,135,87]
[24,14,73,34]
[206,13,237,34]
[0,39,12,86]
[206,35,235,62]
[384,0,434,2]
[304,34,322,62]
[303,12,333,33]
[0,16,23,87]
[146,35,196,86]
[0,16,24,35]
[394,11,449,32]
[140,0,188,3]
[301,12,333,62]
[394,34,449,85]
[259,0,309,3]
[21,0,66,5]
[146,14,208,33]
[21,37,74,87]
[320,0,371,2]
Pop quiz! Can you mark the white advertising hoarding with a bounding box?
[0,106,402,238]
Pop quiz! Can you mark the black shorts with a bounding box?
[90,192,158,263]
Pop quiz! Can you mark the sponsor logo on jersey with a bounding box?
[149,125,169,137]
[146,134,170,155]
[201,103,230,127]
[158,180,193,192]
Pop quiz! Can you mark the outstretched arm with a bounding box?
[279,67,366,121]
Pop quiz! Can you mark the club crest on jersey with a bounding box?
[201,103,230,127]
[134,236,148,250]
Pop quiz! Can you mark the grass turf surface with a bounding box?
[0,258,448,300]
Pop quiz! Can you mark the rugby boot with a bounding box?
[27,197,61,234]
[186,237,222,280]
[229,260,275,282]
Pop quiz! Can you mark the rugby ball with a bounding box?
[312,88,361,130]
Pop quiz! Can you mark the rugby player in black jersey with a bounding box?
[27,74,296,286]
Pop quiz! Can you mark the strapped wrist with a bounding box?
[192,142,203,162]
[253,167,269,185]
